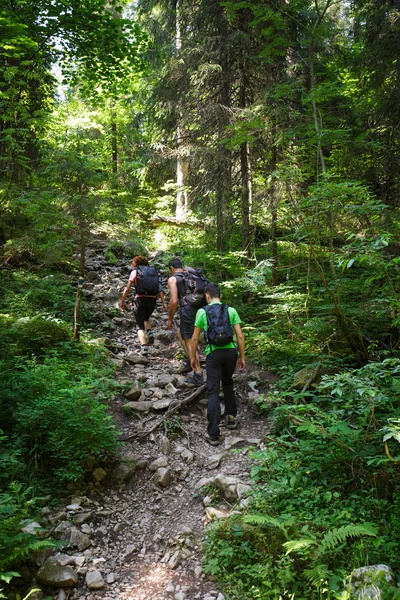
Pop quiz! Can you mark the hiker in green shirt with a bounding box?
[190,283,245,445]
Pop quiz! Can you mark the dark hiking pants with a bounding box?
[206,348,238,437]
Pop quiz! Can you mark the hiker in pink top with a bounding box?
[120,256,167,355]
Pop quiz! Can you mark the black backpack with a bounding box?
[204,303,234,347]
[135,265,160,295]
[177,267,210,307]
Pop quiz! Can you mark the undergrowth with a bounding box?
[204,358,400,599]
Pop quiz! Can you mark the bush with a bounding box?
[0,315,71,359]
[0,344,120,484]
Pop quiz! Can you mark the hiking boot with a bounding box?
[146,331,155,345]
[204,432,220,446]
[140,345,149,356]
[180,358,192,375]
[186,372,204,385]
[226,415,239,430]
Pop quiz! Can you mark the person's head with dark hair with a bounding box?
[132,255,149,267]
[205,283,221,300]
[168,257,183,271]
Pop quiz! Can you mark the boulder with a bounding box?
[53,522,91,551]
[21,521,43,536]
[85,569,105,590]
[154,467,171,488]
[85,271,102,284]
[111,459,136,481]
[155,374,176,388]
[149,457,168,471]
[160,436,171,455]
[37,557,78,588]
[152,397,174,410]
[124,384,142,402]
[125,400,153,413]
[165,382,179,396]
[348,564,394,599]
[124,353,149,366]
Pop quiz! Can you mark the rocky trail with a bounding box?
[33,247,274,600]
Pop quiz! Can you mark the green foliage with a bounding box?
[0,346,119,483]
[0,482,60,578]
[165,415,184,440]
[205,357,400,598]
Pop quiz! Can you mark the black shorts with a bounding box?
[133,297,156,330]
[179,304,198,340]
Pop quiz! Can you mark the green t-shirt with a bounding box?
[194,301,242,356]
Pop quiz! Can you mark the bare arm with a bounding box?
[234,323,245,370]
[158,291,168,310]
[120,280,133,310]
[167,276,179,328]
[190,326,201,370]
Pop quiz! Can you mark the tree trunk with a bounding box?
[111,114,117,174]
[239,68,251,258]
[74,228,86,342]
[175,0,189,220]
[270,137,279,287]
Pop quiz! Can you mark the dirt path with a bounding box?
[48,252,272,600]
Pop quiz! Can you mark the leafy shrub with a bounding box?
[0,344,120,484]
[0,315,71,359]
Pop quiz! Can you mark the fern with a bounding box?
[318,523,377,556]
[303,564,332,589]
[283,538,316,555]
[242,513,289,537]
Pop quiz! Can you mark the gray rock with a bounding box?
[236,484,252,499]
[111,459,136,481]
[181,449,194,463]
[21,521,43,536]
[55,590,68,600]
[149,457,168,471]
[161,436,171,455]
[205,507,228,521]
[152,397,174,410]
[37,557,78,588]
[208,454,224,469]
[68,527,92,551]
[168,551,181,569]
[65,503,81,512]
[165,382,179,396]
[85,569,105,590]
[107,572,116,584]
[73,512,92,525]
[157,330,176,344]
[124,385,142,402]
[155,374,176,388]
[224,436,247,450]
[110,358,125,369]
[124,400,153,413]
[85,271,102,283]
[54,553,76,567]
[349,564,393,599]
[124,353,149,366]
[154,467,171,488]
